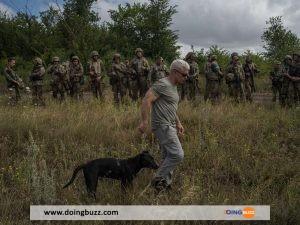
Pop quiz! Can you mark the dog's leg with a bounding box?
[83,169,98,200]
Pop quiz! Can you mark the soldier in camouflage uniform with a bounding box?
[226,54,246,103]
[226,52,239,97]
[124,59,132,96]
[148,56,169,86]
[29,57,46,106]
[130,48,149,100]
[108,53,127,104]
[281,55,293,107]
[3,57,24,104]
[269,61,284,103]
[290,52,300,105]
[87,51,105,99]
[243,56,259,102]
[47,56,66,101]
[181,52,200,100]
[204,55,223,103]
[68,55,84,100]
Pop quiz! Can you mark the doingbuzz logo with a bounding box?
[224,207,255,219]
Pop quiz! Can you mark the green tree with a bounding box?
[261,16,300,60]
[108,0,179,63]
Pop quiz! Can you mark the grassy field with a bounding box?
[0,93,299,225]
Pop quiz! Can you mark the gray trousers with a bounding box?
[153,125,184,185]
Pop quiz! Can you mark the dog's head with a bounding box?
[139,151,159,169]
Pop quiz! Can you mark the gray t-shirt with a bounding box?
[151,77,179,130]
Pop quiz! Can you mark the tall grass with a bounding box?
[0,97,298,225]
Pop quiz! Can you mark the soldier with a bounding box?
[243,56,259,102]
[182,52,200,100]
[226,54,246,103]
[226,52,239,97]
[87,51,105,99]
[281,55,293,107]
[108,53,127,104]
[289,52,300,105]
[3,57,24,105]
[269,61,284,103]
[29,57,46,106]
[47,56,66,101]
[130,48,149,100]
[204,55,223,103]
[68,55,84,100]
[148,56,169,86]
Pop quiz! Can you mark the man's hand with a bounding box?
[138,121,148,134]
[176,122,184,136]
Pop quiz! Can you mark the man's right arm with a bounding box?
[139,88,159,133]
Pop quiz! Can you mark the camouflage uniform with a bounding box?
[204,55,223,103]
[226,55,246,103]
[148,57,168,86]
[281,55,293,107]
[181,52,200,100]
[3,58,23,104]
[87,51,105,99]
[243,57,259,102]
[290,53,300,105]
[29,57,46,106]
[269,61,284,103]
[68,56,84,100]
[47,57,66,101]
[130,48,149,100]
[226,52,239,97]
[108,53,127,104]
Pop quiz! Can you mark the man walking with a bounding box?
[138,59,190,192]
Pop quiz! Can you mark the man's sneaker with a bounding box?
[151,178,171,193]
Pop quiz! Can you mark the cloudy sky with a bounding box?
[1,0,299,55]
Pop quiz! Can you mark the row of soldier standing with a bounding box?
[3,49,299,106]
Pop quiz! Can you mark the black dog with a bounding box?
[63,151,158,198]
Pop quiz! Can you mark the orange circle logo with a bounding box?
[243,207,255,219]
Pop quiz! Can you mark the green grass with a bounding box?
[0,95,299,225]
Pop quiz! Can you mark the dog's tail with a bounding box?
[63,164,84,189]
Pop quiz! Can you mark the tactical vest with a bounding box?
[88,60,102,76]
[205,62,219,81]
[228,63,245,82]
[270,69,283,83]
[131,57,148,77]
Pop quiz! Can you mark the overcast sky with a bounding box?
[1,0,299,55]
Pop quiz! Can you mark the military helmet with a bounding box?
[185,52,196,61]
[72,55,80,61]
[231,52,238,58]
[8,56,16,62]
[91,51,99,57]
[232,55,239,61]
[52,56,60,62]
[135,48,143,54]
[33,57,42,65]
[211,55,217,60]
[113,53,121,60]
[284,55,292,61]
